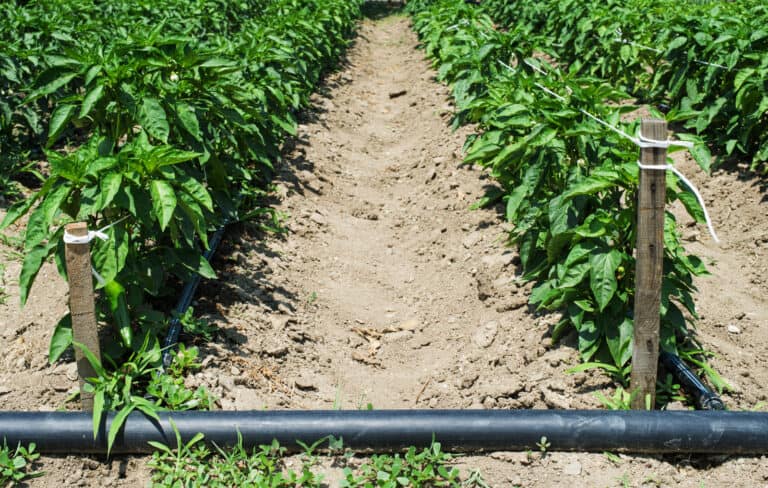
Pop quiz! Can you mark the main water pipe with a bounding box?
[1,410,767,454]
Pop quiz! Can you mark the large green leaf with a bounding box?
[79,84,105,119]
[47,104,77,147]
[49,313,73,363]
[150,180,177,231]
[605,316,633,367]
[588,247,622,312]
[175,102,202,141]
[138,98,170,143]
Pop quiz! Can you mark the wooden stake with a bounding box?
[64,222,102,411]
[630,119,667,410]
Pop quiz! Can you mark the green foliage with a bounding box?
[176,307,219,342]
[409,0,710,382]
[149,434,488,488]
[0,441,42,485]
[149,432,324,488]
[0,0,362,458]
[341,442,461,488]
[481,0,768,172]
[1,0,362,366]
[77,337,214,455]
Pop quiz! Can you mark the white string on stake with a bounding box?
[63,216,130,286]
[498,58,719,243]
[522,58,547,75]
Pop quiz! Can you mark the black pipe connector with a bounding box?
[1,410,766,455]
[660,352,725,410]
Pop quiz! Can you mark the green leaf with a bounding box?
[139,98,169,143]
[175,102,202,141]
[73,341,106,378]
[605,316,633,367]
[19,243,51,305]
[98,173,123,211]
[150,180,177,231]
[558,261,590,289]
[27,71,78,101]
[47,104,76,147]
[505,184,528,222]
[577,320,600,361]
[589,248,623,312]
[195,255,216,279]
[24,183,70,252]
[80,84,105,119]
[561,177,613,200]
[677,190,705,223]
[108,404,136,454]
[178,174,213,212]
[734,68,755,91]
[0,187,45,230]
[93,389,105,440]
[49,313,72,363]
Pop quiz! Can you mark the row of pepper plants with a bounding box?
[406,0,724,392]
[482,0,768,173]
[0,0,362,424]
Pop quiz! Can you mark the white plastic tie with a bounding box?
[637,161,719,243]
[91,268,107,287]
[62,216,129,287]
[62,216,128,245]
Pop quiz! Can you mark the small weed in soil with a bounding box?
[0,441,42,486]
[148,432,489,488]
[148,431,324,487]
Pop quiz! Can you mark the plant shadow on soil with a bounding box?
[190,26,368,358]
[361,2,405,20]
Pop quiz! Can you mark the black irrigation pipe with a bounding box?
[661,352,725,411]
[160,224,227,370]
[1,410,767,455]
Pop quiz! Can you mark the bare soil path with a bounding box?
[1,8,767,487]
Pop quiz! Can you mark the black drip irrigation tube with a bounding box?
[161,224,227,370]
[661,352,725,410]
[1,410,767,455]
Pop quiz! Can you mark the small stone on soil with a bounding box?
[472,320,498,348]
[563,461,582,476]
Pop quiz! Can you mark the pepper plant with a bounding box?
[409,0,714,385]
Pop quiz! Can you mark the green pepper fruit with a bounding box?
[104,279,133,348]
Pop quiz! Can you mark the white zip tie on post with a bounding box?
[62,216,129,286]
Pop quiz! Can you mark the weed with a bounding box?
[342,441,462,487]
[536,436,551,456]
[149,429,324,488]
[603,451,622,465]
[594,387,635,410]
[177,307,218,342]
[78,337,214,454]
[0,441,42,485]
[463,469,490,488]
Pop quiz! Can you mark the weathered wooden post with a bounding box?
[630,119,667,409]
[64,222,102,410]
